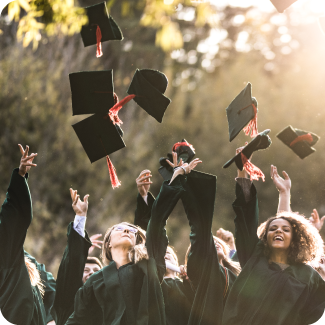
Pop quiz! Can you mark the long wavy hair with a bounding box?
[24,256,44,296]
[101,222,147,266]
[185,236,241,276]
[257,212,324,267]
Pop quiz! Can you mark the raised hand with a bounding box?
[70,188,89,217]
[169,155,202,184]
[309,209,325,232]
[166,151,183,169]
[136,170,153,197]
[270,165,291,193]
[216,228,236,251]
[236,144,249,178]
[88,234,103,255]
[18,144,37,177]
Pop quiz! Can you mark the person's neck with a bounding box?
[269,250,289,265]
[111,247,132,269]
[164,271,176,279]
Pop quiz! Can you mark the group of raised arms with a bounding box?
[0,143,324,325]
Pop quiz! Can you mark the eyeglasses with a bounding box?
[114,225,138,234]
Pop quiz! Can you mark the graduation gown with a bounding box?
[51,222,92,325]
[222,183,325,325]
[65,181,189,325]
[134,183,194,325]
[24,251,56,324]
[181,174,237,325]
[0,169,47,325]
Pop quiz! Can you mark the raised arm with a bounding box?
[0,144,37,267]
[134,169,155,231]
[51,189,92,325]
[233,148,259,268]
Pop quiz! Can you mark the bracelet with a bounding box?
[180,166,186,175]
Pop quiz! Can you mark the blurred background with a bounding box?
[0,0,325,274]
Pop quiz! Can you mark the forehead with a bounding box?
[269,218,292,228]
[84,263,100,270]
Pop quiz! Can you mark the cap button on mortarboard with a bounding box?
[80,2,124,58]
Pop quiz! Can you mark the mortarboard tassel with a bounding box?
[109,94,136,126]
[172,141,195,152]
[243,104,258,138]
[241,153,265,182]
[96,25,103,58]
[106,156,121,189]
[289,133,313,147]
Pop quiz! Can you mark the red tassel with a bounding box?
[172,141,195,152]
[241,153,265,182]
[108,94,136,126]
[243,104,258,138]
[96,25,103,58]
[106,156,121,189]
[290,133,313,147]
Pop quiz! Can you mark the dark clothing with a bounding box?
[0,169,46,325]
[51,222,92,325]
[182,174,237,325]
[24,251,56,323]
[222,183,325,325]
[134,192,155,231]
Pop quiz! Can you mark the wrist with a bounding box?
[18,169,26,177]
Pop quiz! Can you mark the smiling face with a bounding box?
[267,218,292,252]
[82,263,101,283]
[165,246,178,266]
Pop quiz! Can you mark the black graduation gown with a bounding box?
[65,183,187,325]
[24,251,56,323]
[181,174,237,325]
[51,222,92,325]
[0,169,46,325]
[134,184,194,325]
[222,183,325,325]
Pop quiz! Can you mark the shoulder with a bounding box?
[290,263,324,285]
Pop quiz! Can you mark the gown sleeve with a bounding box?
[134,192,155,231]
[232,181,259,268]
[0,169,32,268]
[24,251,56,323]
[52,222,92,325]
[146,175,186,282]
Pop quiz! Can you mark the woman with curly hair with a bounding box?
[222,152,325,325]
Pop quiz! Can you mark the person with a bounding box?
[221,149,325,325]
[163,152,240,325]
[216,228,237,260]
[134,167,197,325]
[51,189,103,325]
[65,185,173,325]
[0,144,50,325]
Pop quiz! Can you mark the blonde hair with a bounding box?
[101,222,148,266]
[257,212,324,267]
[185,236,241,276]
[24,256,44,296]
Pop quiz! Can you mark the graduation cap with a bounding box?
[276,126,319,159]
[318,17,325,35]
[127,69,171,123]
[270,0,298,13]
[226,82,258,142]
[80,2,123,58]
[223,129,272,182]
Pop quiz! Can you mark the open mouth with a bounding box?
[273,235,284,241]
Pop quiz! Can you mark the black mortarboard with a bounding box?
[270,0,297,13]
[223,129,271,170]
[127,69,171,123]
[72,114,125,163]
[80,2,123,47]
[318,17,325,35]
[226,82,258,142]
[276,126,319,159]
[69,70,115,115]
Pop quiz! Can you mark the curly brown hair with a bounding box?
[101,222,147,266]
[257,212,324,267]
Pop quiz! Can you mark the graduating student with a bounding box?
[51,189,103,325]
[222,150,325,325]
[164,152,240,325]
[0,144,49,325]
[134,168,196,325]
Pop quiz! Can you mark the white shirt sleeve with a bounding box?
[142,195,148,205]
[73,215,87,238]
